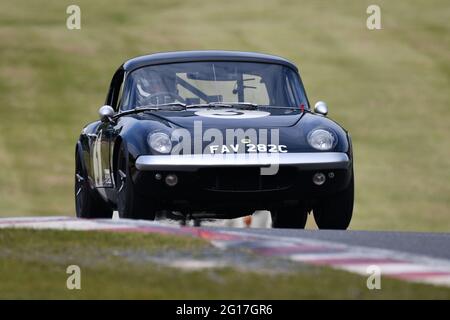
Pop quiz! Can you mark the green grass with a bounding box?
[0,0,449,231]
[0,228,449,299]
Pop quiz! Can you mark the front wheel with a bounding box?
[116,143,156,220]
[75,148,112,219]
[271,205,308,229]
[313,175,354,230]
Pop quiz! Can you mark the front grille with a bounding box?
[198,167,296,191]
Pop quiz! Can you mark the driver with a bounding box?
[136,69,168,104]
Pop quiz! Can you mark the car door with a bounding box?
[91,123,114,187]
[91,68,125,188]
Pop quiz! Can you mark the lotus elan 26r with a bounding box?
[75,51,354,229]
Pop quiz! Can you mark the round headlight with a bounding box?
[307,129,336,151]
[148,132,172,154]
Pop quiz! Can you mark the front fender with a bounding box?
[287,112,350,154]
[110,117,174,179]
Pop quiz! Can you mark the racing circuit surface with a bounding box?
[1,216,450,288]
[220,228,450,260]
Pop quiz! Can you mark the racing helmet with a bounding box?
[136,69,166,98]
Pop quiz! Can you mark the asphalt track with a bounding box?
[0,216,449,287]
[212,228,450,260]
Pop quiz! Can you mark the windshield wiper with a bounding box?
[114,102,187,118]
[185,102,302,111]
[115,102,300,119]
[255,105,300,111]
[226,102,259,109]
[143,102,187,109]
[186,102,258,109]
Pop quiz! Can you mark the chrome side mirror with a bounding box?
[314,101,328,116]
[98,105,115,122]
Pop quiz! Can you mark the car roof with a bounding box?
[121,50,298,72]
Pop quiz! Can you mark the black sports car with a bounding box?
[75,51,354,229]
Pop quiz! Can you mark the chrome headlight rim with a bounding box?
[147,132,172,154]
[307,128,337,151]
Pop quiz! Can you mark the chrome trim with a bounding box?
[135,152,350,171]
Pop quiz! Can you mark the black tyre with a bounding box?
[75,148,112,219]
[313,175,354,230]
[116,143,156,220]
[271,205,308,229]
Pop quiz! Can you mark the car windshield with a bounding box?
[121,61,308,110]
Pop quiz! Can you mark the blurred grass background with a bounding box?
[0,0,448,231]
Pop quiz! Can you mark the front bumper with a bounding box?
[135,152,350,171]
[132,152,352,207]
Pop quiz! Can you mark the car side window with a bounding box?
[287,71,308,108]
[285,75,296,105]
[105,69,125,111]
[116,76,125,110]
